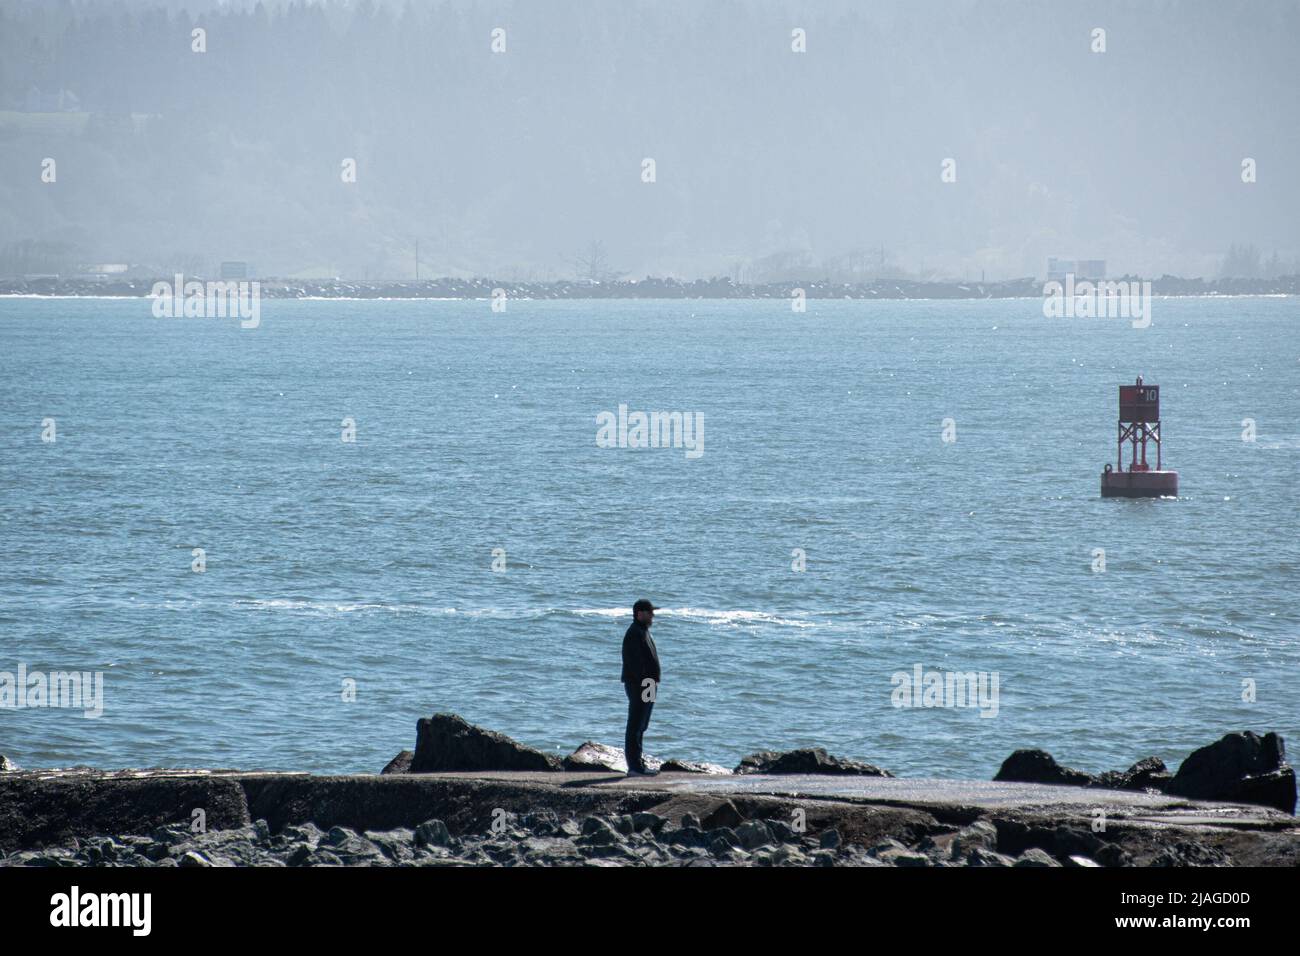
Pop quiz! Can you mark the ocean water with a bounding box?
[1,295,1296,778]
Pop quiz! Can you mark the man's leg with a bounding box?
[637,698,654,769]
[624,681,643,771]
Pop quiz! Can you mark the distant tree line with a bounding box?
[1,0,1296,280]
[1219,243,1298,280]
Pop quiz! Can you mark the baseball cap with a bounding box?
[632,598,657,615]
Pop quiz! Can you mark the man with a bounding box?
[621,598,661,776]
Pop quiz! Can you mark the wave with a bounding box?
[234,598,467,617]
[570,606,819,628]
[233,599,819,628]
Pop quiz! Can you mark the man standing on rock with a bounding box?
[621,599,661,776]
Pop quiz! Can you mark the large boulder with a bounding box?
[409,713,562,773]
[1095,756,1171,792]
[734,747,892,777]
[380,751,412,775]
[562,741,729,773]
[563,741,628,772]
[0,755,19,772]
[1166,732,1295,814]
[562,741,663,773]
[734,750,782,774]
[994,749,1095,787]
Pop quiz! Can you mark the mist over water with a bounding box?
[2,296,1296,776]
[1,0,1297,279]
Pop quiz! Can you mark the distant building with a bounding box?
[220,261,252,280]
[1047,257,1106,282]
[23,86,81,112]
[76,263,130,281]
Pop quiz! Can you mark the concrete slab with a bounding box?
[399,770,1295,826]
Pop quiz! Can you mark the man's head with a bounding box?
[633,598,657,625]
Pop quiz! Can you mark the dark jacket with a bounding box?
[620,620,660,685]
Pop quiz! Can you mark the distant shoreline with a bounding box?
[2,275,1298,301]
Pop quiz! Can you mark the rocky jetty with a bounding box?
[2,717,1295,867]
[994,732,1295,814]
[2,771,1295,867]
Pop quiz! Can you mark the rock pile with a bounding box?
[0,814,1131,868]
[408,713,562,773]
[994,732,1295,814]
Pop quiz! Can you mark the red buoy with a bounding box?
[1100,376,1179,498]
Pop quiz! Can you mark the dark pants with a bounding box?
[623,679,654,771]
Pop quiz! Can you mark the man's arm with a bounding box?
[621,626,636,680]
[642,633,660,683]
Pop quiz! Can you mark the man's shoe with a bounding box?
[638,765,660,776]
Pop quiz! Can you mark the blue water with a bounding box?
[1,296,1297,777]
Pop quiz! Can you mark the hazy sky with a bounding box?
[2,0,1297,279]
